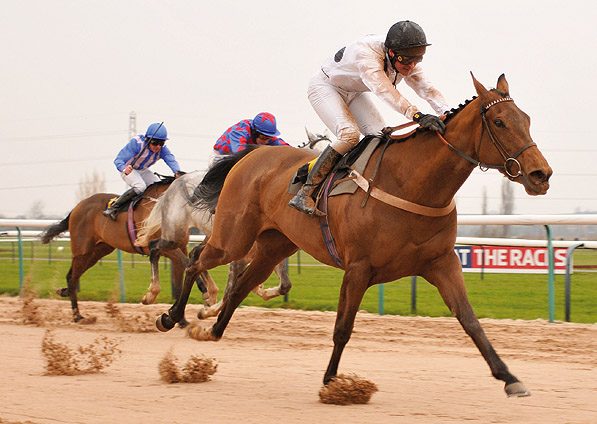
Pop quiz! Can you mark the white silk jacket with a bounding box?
[320,34,449,120]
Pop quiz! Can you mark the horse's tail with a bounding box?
[39,213,71,244]
[135,197,164,247]
[194,145,260,212]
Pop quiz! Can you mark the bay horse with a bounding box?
[135,130,332,319]
[156,74,552,397]
[39,178,215,325]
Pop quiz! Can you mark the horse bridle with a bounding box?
[298,135,331,149]
[436,96,536,178]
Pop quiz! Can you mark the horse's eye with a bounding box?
[494,119,506,128]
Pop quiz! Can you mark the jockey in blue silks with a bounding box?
[103,122,183,220]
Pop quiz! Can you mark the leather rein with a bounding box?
[298,135,332,150]
[351,96,535,217]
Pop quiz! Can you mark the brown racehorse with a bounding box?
[40,178,214,325]
[156,74,552,397]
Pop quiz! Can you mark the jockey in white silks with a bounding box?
[289,20,450,216]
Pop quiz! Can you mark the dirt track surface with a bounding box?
[0,296,595,424]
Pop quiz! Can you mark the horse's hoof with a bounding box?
[178,319,189,329]
[505,382,531,397]
[74,315,97,325]
[56,288,69,298]
[155,313,176,332]
[187,325,219,341]
[141,293,155,305]
[197,308,209,320]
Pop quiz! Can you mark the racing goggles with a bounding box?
[150,139,165,147]
[396,55,423,65]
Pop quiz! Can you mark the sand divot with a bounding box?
[41,329,121,375]
[158,350,218,383]
[318,374,378,405]
[105,302,157,332]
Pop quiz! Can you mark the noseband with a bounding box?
[437,96,536,178]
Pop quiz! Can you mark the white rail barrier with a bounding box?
[2,215,596,322]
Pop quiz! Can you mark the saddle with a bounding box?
[105,175,176,213]
[287,134,384,201]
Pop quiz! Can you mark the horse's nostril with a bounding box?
[529,170,549,183]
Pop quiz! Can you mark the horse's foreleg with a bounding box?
[424,253,530,397]
[323,268,370,385]
[192,236,297,341]
[157,243,210,331]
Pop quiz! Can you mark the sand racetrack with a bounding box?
[0,296,595,424]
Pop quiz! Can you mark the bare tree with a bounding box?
[478,186,488,237]
[500,179,515,237]
[76,170,107,203]
[28,200,45,219]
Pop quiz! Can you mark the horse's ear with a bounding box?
[305,127,316,141]
[471,72,489,98]
[323,128,332,138]
[496,74,510,96]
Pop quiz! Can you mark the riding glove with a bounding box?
[413,112,446,134]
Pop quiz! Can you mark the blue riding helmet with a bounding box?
[145,122,169,141]
[252,112,281,137]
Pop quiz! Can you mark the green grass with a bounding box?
[1,240,596,323]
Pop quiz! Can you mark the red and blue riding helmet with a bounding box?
[252,112,281,137]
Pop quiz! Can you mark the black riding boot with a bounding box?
[102,188,137,221]
[288,145,342,216]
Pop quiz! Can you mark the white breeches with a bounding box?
[307,71,386,154]
[121,168,160,194]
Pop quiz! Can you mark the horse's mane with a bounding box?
[193,144,261,213]
[148,174,176,187]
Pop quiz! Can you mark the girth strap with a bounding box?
[127,202,145,255]
[318,171,344,269]
[350,169,456,217]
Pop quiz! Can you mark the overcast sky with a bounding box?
[1,0,596,218]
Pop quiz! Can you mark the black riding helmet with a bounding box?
[385,20,430,65]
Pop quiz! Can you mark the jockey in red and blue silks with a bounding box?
[211,112,290,164]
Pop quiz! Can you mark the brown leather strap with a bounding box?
[350,169,456,217]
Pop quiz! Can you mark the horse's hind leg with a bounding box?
[188,243,220,307]
[63,244,114,322]
[197,259,246,320]
[423,253,530,397]
[144,238,182,305]
[252,259,291,300]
